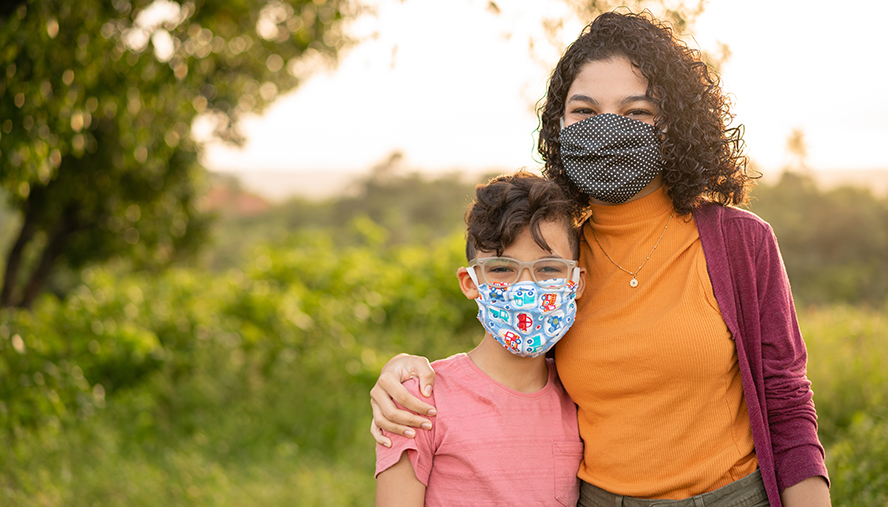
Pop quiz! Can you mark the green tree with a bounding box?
[749,171,888,306]
[0,0,351,308]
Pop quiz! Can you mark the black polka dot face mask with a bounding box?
[560,113,664,204]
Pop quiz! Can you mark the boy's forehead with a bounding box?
[498,221,576,257]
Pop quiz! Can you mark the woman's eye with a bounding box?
[571,108,595,116]
[627,109,653,117]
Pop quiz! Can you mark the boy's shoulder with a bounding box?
[397,353,470,407]
[409,353,472,399]
[429,353,470,375]
[427,355,563,400]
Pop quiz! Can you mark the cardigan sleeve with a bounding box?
[725,215,829,491]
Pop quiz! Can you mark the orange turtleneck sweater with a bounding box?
[555,186,757,499]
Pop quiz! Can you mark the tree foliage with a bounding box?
[0,0,351,307]
[203,154,489,271]
[748,171,888,307]
[208,167,888,308]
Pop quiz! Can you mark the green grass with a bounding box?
[801,305,888,506]
[1,302,885,506]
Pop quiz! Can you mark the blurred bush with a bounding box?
[0,213,479,504]
[748,171,888,307]
[0,169,886,504]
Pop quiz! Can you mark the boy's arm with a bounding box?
[376,452,426,507]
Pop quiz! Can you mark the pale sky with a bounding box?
[202,0,888,189]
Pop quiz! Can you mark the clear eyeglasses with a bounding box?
[469,257,577,288]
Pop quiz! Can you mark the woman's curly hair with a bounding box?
[538,10,756,217]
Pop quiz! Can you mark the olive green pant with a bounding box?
[579,470,770,507]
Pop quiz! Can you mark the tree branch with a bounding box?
[0,210,37,308]
[18,208,80,309]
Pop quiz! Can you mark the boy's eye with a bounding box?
[535,262,569,277]
[484,259,519,274]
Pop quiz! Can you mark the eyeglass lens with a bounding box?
[480,258,571,287]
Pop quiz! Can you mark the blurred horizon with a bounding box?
[202,0,888,183]
[212,164,888,202]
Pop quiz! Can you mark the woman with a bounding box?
[370,11,830,507]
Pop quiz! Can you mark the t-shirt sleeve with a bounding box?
[374,378,437,486]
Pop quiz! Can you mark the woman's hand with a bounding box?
[780,476,831,507]
[370,353,437,447]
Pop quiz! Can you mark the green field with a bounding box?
[1,221,886,506]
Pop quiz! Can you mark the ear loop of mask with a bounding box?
[467,265,481,288]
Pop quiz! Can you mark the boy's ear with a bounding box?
[575,267,588,299]
[456,267,480,299]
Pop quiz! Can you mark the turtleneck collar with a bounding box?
[586,184,674,226]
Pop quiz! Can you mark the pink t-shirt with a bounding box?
[376,354,583,506]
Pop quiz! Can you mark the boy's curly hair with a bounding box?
[538,11,756,216]
[465,172,578,262]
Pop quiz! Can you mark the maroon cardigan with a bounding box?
[693,203,829,507]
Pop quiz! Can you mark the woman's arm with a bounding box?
[750,223,830,493]
[370,354,438,447]
[781,476,830,507]
[376,452,426,507]
[721,213,830,503]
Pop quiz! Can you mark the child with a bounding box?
[375,172,586,506]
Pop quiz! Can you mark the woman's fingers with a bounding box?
[379,371,436,417]
[370,379,433,434]
[376,354,438,415]
[417,364,436,398]
[370,417,391,447]
[368,354,439,441]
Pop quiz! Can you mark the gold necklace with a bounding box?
[589,211,674,288]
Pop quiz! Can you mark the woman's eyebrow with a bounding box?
[621,95,656,105]
[566,94,655,105]
[566,94,598,105]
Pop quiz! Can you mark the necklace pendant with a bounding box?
[629,277,639,288]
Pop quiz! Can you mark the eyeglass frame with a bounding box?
[466,256,579,289]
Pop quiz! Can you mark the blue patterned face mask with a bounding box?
[467,267,580,358]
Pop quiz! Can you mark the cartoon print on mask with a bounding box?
[517,313,534,333]
[540,293,558,312]
[488,282,508,303]
[524,335,544,355]
[468,267,580,358]
[500,330,522,353]
[545,312,565,335]
[489,307,510,325]
[513,286,536,306]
